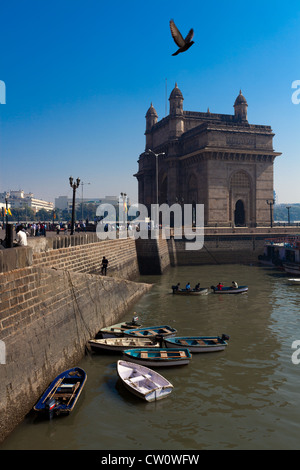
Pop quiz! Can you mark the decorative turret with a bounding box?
[145,103,158,132]
[145,103,158,149]
[234,90,248,121]
[169,83,184,116]
[169,83,184,138]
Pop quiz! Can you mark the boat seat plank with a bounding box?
[129,375,144,383]
[160,351,168,358]
[179,351,186,357]
[141,352,148,358]
[53,393,73,398]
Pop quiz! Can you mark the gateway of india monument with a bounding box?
[134,84,281,227]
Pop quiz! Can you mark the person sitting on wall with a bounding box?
[14,225,28,247]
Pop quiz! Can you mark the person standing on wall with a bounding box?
[101,256,109,275]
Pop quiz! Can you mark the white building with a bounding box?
[0,190,54,213]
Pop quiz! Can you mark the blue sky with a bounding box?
[0,0,300,204]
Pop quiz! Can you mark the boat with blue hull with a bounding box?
[122,347,191,367]
[97,316,142,338]
[33,367,87,417]
[211,285,248,294]
[164,334,230,353]
[123,325,177,339]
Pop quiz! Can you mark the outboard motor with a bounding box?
[221,334,230,341]
[45,398,56,419]
[155,334,164,347]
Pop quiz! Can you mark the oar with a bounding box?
[42,378,64,403]
[66,382,80,406]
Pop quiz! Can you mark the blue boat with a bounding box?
[164,334,230,353]
[33,367,87,417]
[123,325,177,339]
[211,285,248,294]
[122,347,191,367]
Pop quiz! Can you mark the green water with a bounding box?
[1,264,300,450]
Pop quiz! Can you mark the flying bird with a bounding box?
[169,19,194,56]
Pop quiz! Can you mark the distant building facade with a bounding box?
[55,195,120,211]
[0,190,54,213]
[134,84,281,227]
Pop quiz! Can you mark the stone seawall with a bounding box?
[0,234,152,443]
[32,235,139,279]
[0,264,151,442]
[169,233,284,266]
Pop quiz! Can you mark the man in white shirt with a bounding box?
[15,225,28,246]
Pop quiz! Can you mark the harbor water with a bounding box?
[1,264,300,450]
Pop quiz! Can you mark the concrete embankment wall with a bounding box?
[0,234,152,443]
[171,234,267,265]
[31,233,140,279]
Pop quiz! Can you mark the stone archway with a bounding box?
[234,199,245,226]
[230,170,252,226]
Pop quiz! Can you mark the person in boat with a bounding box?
[194,282,201,291]
[172,282,180,293]
[231,281,238,288]
[186,282,191,291]
[216,282,224,291]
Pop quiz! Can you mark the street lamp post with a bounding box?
[266,199,275,228]
[145,148,165,228]
[69,176,80,235]
[120,192,127,227]
[286,206,291,225]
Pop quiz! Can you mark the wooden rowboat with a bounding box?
[123,325,177,339]
[122,348,191,367]
[97,316,142,338]
[88,337,160,353]
[171,287,209,295]
[33,367,87,417]
[164,334,230,353]
[117,360,173,402]
[211,285,248,294]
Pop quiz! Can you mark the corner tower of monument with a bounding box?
[134,84,281,227]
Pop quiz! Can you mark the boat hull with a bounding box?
[117,360,173,402]
[88,337,160,353]
[122,348,191,367]
[211,286,248,294]
[123,325,177,339]
[98,320,142,338]
[33,367,87,416]
[288,278,300,285]
[164,336,228,353]
[172,288,208,295]
[283,263,300,275]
